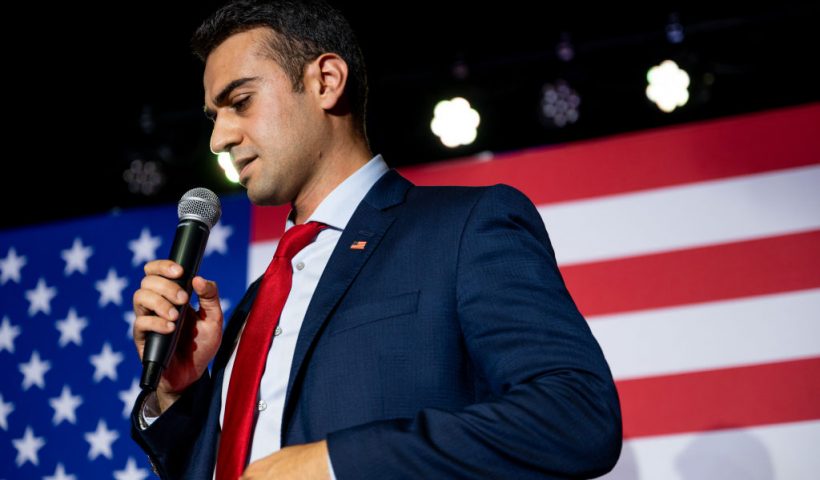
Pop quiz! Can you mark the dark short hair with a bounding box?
[192,0,368,137]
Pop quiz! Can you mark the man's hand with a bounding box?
[132,260,224,412]
[241,440,330,480]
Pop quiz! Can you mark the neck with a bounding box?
[291,134,372,225]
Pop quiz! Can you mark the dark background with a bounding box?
[4,2,818,229]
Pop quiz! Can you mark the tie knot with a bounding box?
[273,221,327,261]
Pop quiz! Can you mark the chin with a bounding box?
[247,186,287,207]
[246,191,273,206]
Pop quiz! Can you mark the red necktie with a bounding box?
[215,221,327,480]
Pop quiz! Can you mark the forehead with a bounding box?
[203,27,279,100]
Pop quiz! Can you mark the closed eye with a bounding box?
[202,96,250,123]
[233,95,251,112]
[204,76,260,123]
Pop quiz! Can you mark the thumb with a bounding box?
[192,276,222,318]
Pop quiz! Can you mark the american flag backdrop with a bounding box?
[2,103,819,478]
[0,196,250,479]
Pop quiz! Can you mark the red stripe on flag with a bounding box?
[250,204,290,243]
[617,357,820,439]
[399,103,820,205]
[562,230,820,316]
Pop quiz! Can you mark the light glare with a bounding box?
[430,97,480,148]
[217,152,240,183]
[646,60,690,113]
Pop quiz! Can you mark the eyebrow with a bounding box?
[203,76,260,120]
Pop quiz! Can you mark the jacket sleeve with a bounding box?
[327,184,622,479]
[130,370,213,480]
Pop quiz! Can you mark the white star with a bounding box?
[61,237,94,275]
[49,385,83,425]
[205,221,233,256]
[124,311,136,338]
[114,457,150,480]
[0,247,26,284]
[89,342,124,382]
[128,228,162,266]
[19,350,51,390]
[0,316,21,353]
[220,297,232,314]
[84,419,119,460]
[0,393,14,430]
[95,269,128,307]
[119,378,141,418]
[25,278,57,316]
[44,463,77,480]
[12,426,45,466]
[55,308,88,347]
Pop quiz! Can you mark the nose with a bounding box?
[209,114,242,155]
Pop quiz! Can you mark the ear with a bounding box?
[306,53,349,111]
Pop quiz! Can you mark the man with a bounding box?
[130,1,622,479]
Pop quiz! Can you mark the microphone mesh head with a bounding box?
[177,188,221,229]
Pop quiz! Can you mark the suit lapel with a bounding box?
[198,277,261,476]
[281,170,413,434]
[213,278,261,372]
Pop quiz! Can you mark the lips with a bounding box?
[235,156,257,180]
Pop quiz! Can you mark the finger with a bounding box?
[140,275,188,306]
[239,462,259,480]
[192,276,222,321]
[133,314,176,342]
[143,260,184,279]
[133,288,181,322]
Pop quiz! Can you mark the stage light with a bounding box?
[540,80,581,128]
[217,152,240,183]
[430,97,480,148]
[122,158,164,196]
[556,33,574,62]
[666,13,684,44]
[646,60,690,112]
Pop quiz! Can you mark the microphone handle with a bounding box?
[140,219,210,391]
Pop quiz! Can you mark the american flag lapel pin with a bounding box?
[350,240,367,250]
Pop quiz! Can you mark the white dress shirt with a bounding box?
[143,154,389,479]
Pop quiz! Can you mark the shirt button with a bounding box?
[258,400,267,412]
[295,261,305,271]
[274,326,282,336]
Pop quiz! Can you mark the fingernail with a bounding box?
[167,321,175,331]
[169,308,178,320]
[171,265,182,275]
[177,291,187,303]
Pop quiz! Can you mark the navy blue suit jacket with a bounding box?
[131,169,622,479]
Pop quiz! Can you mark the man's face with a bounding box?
[204,27,324,206]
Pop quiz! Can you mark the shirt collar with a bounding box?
[284,154,390,232]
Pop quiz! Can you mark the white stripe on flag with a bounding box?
[601,420,820,480]
[540,164,820,265]
[590,288,820,380]
[248,241,278,284]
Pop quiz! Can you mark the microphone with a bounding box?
[140,187,221,391]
